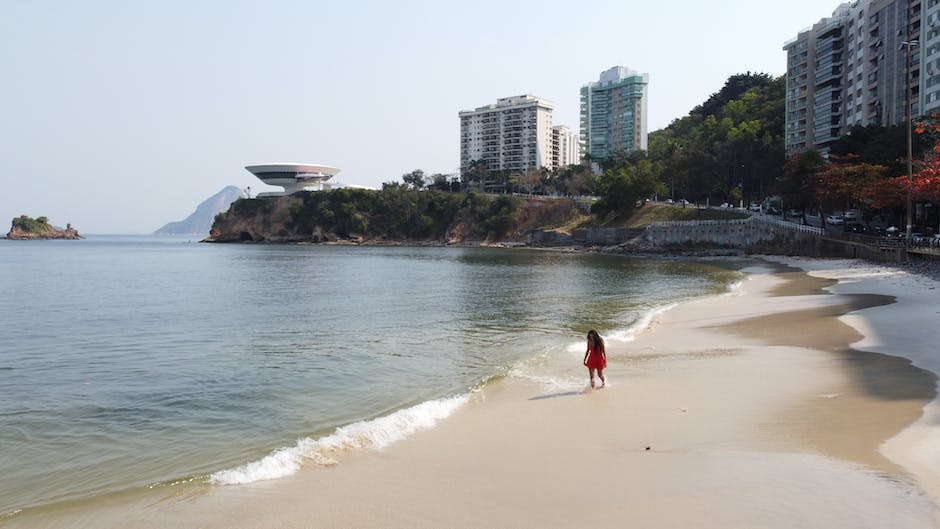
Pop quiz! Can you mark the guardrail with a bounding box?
[750,215,825,235]
[650,218,750,227]
[650,215,825,236]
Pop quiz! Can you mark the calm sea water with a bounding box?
[0,236,739,518]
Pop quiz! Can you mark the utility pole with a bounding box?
[903,39,918,238]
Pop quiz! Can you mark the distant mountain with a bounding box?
[154,186,246,235]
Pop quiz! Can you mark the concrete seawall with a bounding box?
[645,217,906,262]
[530,216,908,263]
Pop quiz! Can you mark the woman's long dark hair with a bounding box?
[587,330,605,353]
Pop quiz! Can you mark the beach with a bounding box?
[7,256,940,528]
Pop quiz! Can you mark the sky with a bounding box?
[1,0,839,234]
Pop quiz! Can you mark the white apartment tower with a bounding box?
[552,125,580,169]
[459,95,555,175]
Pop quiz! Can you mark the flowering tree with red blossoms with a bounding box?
[862,115,940,211]
[815,155,885,214]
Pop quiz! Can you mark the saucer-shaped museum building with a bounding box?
[245,163,340,196]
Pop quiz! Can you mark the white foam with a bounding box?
[209,394,469,486]
[724,279,745,296]
[605,303,678,344]
[507,368,585,392]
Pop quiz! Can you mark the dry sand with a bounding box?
[9,258,940,529]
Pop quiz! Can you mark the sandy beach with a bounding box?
[8,257,940,528]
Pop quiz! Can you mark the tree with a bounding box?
[813,155,886,217]
[644,72,785,206]
[402,169,426,190]
[860,116,940,229]
[478,195,519,238]
[867,156,940,222]
[428,173,451,191]
[567,165,595,196]
[593,159,665,217]
[462,160,490,192]
[779,149,824,221]
[694,72,778,118]
[512,168,542,194]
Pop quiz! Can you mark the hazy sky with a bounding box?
[1,0,838,234]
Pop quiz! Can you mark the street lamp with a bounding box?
[903,39,919,238]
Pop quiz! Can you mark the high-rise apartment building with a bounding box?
[923,0,940,113]
[784,0,923,155]
[459,95,555,175]
[579,66,649,161]
[552,125,580,169]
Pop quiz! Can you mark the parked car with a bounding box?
[786,209,802,217]
[843,210,861,222]
[826,215,844,225]
[748,203,761,212]
[766,207,782,215]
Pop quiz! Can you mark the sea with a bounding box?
[0,236,741,521]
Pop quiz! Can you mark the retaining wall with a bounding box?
[530,217,907,262]
[646,217,903,262]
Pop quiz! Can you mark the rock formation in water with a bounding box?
[5,216,82,240]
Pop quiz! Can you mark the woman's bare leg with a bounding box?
[587,367,596,388]
[598,368,606,388]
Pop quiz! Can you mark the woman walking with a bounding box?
[582,329,607,389]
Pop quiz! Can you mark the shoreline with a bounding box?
[6,256,940,528]
[767,256,940,515]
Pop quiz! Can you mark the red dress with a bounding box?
[585,343,606,369]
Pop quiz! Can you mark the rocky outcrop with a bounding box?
[5,218,82,240]
[205,192,586,245]
[207,195,308,243]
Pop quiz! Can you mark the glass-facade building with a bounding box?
[579,66,649,161]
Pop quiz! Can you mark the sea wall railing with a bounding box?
[646,215,824,247]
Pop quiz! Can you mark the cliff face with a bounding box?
[206,191,586,244]
[209,195,308,243]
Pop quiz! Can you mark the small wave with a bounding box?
[0,509,22,521]
[605,303,679,344]
[560,304,681,356]
[209,394,469,486]
[724,279,745,296]
[508,367,584,393]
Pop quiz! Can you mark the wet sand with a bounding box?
[7,259,940,528]
[717,264,935,474]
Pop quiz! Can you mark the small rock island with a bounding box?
[5,215,82,240]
